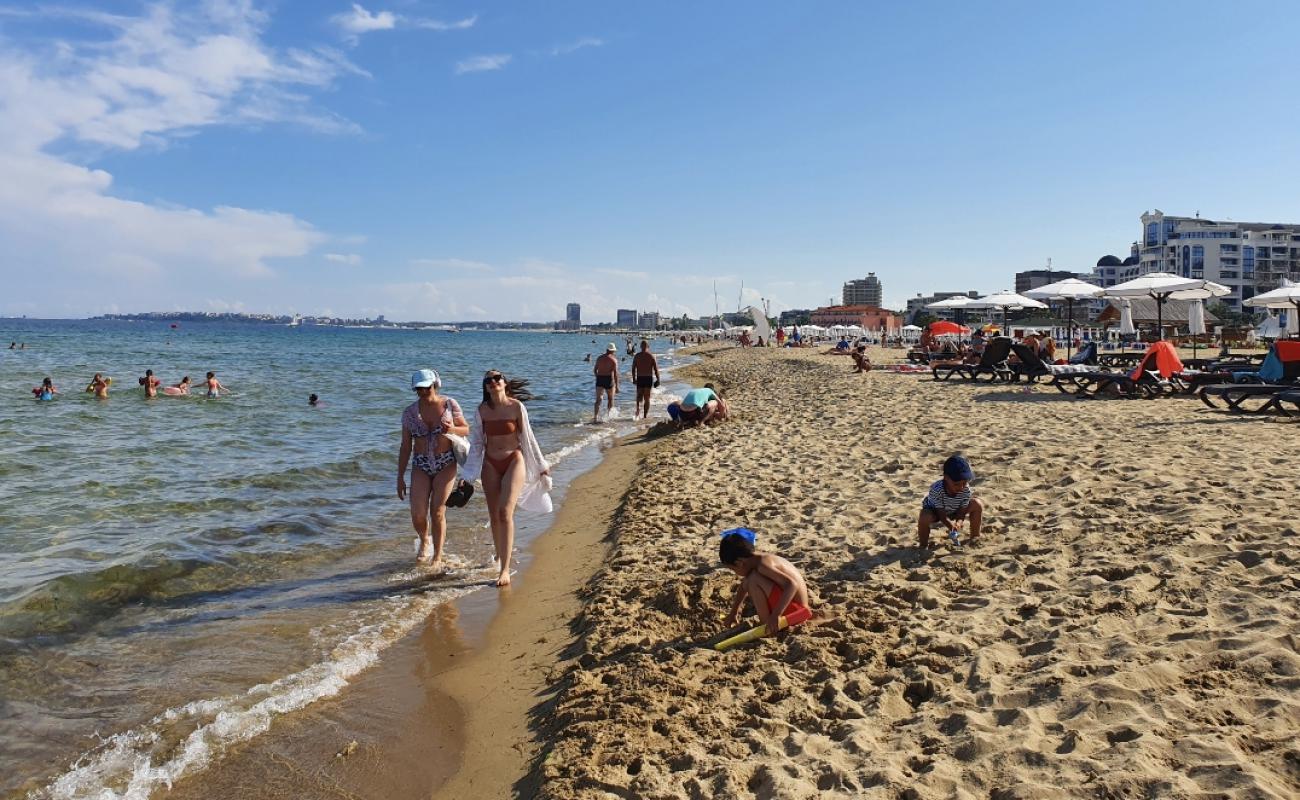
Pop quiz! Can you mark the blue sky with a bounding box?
[4,1,1300,322]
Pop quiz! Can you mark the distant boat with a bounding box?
[424,324,459,333]
[287,315,302,327]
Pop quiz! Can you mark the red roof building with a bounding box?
[810,305,903,331]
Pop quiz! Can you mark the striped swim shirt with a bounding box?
[923,479,970,515]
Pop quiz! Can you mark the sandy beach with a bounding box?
[505,343,1300,798]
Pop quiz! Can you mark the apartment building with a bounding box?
[842,273,883,307]
[1093,210,1300,309]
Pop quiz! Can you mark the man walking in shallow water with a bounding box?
[593,343,619,422]
[631,339,659,420]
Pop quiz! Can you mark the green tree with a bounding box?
[912,312,938,327]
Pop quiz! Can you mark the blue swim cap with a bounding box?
[720,527,757,545]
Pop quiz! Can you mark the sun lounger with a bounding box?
[931,337,1012,382]
[1008,343,1053,383]
[1199,342,1300,412]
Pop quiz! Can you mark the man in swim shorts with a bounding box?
[593,342,620,422]
[631,339,660,420]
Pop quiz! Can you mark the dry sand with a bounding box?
[528,343,1300,799]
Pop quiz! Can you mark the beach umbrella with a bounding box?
[1103,272,1230,340]
[1187,299,1206,360]
[745,306,772,343]
[925,294,979,326]
[927,320,969,336]
[1025,278,1103,360]
[970,290,1048,337]
[1244,279,1300,338]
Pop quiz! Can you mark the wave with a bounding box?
[32,579,483,800]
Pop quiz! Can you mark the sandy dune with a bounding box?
[535,344,1300,799]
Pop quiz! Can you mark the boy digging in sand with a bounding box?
[720,529,812,637]
[918,454,984,549]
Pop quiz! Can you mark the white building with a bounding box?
[1092,210,1300,310]
[843,273,882,307]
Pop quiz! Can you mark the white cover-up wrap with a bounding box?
[461,401,553,513]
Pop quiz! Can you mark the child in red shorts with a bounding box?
[720,529,811,635]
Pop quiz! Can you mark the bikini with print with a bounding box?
[483,418,521,475]
[407,401,457,477]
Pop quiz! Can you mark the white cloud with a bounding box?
[331,4,396,36]
[410,257,494,272]
[0,2,355,313]
[412,15,477,32]
[549,37,603,56]
[325,252,363,265]
[330,4,475,42]
[455,54,511,75]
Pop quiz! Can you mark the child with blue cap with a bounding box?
[918,454,984,549]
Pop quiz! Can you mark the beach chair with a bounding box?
[1199,342,1300,413]
[931,337,1012,382]
[1008,343,1053,383]
[1271,389,1300,416]
[1052,343,1182,399]
[1068,341,1098,366]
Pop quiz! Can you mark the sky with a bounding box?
[4,1,1300,323]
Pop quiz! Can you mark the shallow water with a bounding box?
[0,320,685,799]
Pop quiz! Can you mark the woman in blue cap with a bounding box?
[397,368,469,566]
[917,454,984,549]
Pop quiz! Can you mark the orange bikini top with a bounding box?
[483,419,518,436]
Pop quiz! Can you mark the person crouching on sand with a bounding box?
[720,529,812,636]
[918,454,984,549]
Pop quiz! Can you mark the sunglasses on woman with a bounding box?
[483,374,504,384]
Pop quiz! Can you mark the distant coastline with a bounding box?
[88,312,575,330]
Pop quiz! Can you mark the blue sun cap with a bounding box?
[720,527,757,545]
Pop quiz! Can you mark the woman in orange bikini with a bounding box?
[466,370,551,587]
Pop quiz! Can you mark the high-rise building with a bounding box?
[566,303,581,324]
[1092,210,1300,310]
[842,273,883,307]
[637,311,659,330]
[616,309,638,328]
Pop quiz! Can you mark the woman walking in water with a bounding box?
[397,369,469,567]
[464,370,552,586]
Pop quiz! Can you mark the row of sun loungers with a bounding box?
[929,337,1300,414]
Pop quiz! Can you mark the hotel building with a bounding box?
[842,273,883,307]
[1093,210,1300,310]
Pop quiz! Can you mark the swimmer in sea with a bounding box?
[204,371,228,398]
[85,373,110,399]
[139,369,161,398]
[32,377,57,400]
[309,393,319,406]
[165,376,191,396]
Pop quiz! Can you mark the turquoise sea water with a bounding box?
[0,320,682,799]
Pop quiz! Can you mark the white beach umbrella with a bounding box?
[1244,279,1300,338]
[925,295,980,328]
[1025,278,1103,359]
[971,290,1048,335]
[1118,298,1136,335]
[1103,272,1230,340]
[1187,299,1207,359]
[745,306,772,343]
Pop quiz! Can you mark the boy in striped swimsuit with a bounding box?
[918,455,984,549]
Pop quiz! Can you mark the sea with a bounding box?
[0,319,685,799]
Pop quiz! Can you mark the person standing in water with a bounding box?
[631,339,660,420]
[592,343,619,422]
[85,373,110,399]
[464,370,552,587]
[139,369,161,398]
[397,369,469,566]
[204,372,228,398]
[32,377,57,400]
